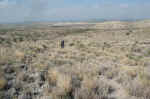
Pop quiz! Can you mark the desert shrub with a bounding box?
[126,67,150,99]
[48,67,113,99]
[48,68,72,93]
[51,59,70,66]
[64,28,95,36]
[127,79,150,99]
[0,76,7,90]
[74,77,113,99]
[48,72,72,99]
[0,47,26,66]
[138,69,150,86]
[98,66,119,79]
[48,68,61,85]
[0,48,15,65]
[144,49,150,57]
[56,74,72,95]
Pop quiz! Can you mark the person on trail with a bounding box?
[61,40,65,48]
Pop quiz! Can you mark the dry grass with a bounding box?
[1,21,150,99]
[126,79,150,99]
[48,68,60,85]
[75,77,113,99]
[56,74,72,94]
[0,76,7,89]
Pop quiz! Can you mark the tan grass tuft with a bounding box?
[0,76,7,89]
[56,74,72,94]
[48,68,60,84]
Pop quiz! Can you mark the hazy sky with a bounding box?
[0,0,150,23]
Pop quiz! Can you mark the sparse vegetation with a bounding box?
[0,21,150,99]
[0,76,7,90]
[126,79,150,99]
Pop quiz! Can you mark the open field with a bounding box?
[0,20,150,99]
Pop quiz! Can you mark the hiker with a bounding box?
[61,40,65,48]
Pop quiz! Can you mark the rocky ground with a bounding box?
[0,20,150,99]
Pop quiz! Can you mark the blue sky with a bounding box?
[0,0,150,23]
